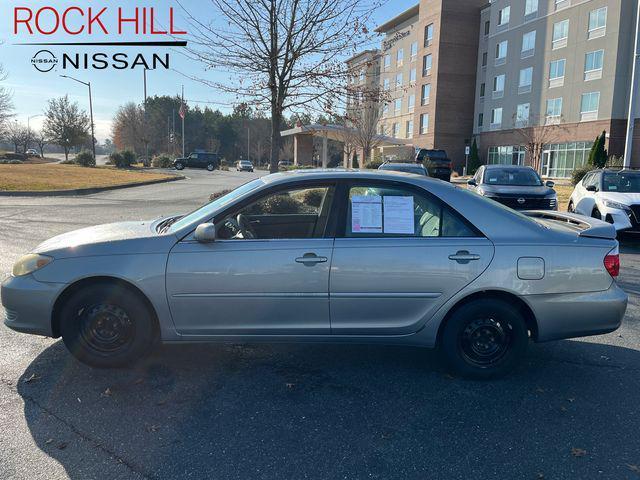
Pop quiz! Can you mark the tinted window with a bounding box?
[379,164,427,175]
[345,184,477,238]
[603,173,640,193]
[483,168,542,186]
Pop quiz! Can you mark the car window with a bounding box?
[603,172,640,193]
[584,172,600,190]
[345,184,477,238]
[218,186,334,240]
[190,154,198,159]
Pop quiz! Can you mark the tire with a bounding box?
[175,162,184,170]
[592,207,602,220]
[439,299,529,379]
[59,283,157,368]
[568,201,574,213]
[207,163,215,171]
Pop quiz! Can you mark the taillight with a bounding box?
[604,246,620,278]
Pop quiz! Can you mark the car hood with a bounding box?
[33,221,176,259]
[597,192,640,205]
[480,184,555,197]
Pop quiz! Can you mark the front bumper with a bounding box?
[528,282,627,342]
[1,274,65,337]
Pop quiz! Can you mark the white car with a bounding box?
[568,169,640,233]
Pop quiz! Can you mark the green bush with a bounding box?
[0,159,24,164]
[571,165,592,185]
[364,160,383,169]
[74,151,96,167]
[108,152,123,167]
[60,158,76,165]
[301,188,325,208]
[209,189,233,202]
[152,155,172,168]
[120,150,136,168]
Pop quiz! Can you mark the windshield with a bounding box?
[603,172,640,193]
[167,179,264,233]
[483,168,542,186]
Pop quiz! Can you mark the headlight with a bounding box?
[12,254,53,277]
[601,199,631,211]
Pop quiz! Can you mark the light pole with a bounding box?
[60,75,96,163]
[27,114,42,132]
[624,1,640,168]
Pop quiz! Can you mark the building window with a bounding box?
[516,103,530,126]
[519,67,533,94]
[406,120,414,138]
[480,82,486,98]
[493,74,505,99]
[397,48,404,67]
[384,54,391,70]
[424,23,434,47]
[383,78,390,91]
[543,141,594,178]
[580,92,600,121]
[410,68,417,83]
[410,41,418,60]
[420,113,429,134]
[394,98,402,114]
[482,52,488,67]
[484,20,490,36]
[495,40,508,65]
[396,73,403,88]
[359,71,365,83]
[379,125,385,136]
[498,6,510,26]
[521,30,536,58]
[490,107,503,128]
[421,83,431,105]
[392,122,399,138]
[478,113,484,127]
[488,146,526,166]
[423,54,432,76]
[549,59,566,88]
[552,20,569,49]
[525,0,538,17]
[588,7,607,39]
[383,104,389,117]
[585,50,604,81]
[408,94,415,113]
[546,97,563,123]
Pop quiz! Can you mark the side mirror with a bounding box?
[545,180,555,188]
[586,185,597,192]
[194,223,216,243]
[467,179,477,186]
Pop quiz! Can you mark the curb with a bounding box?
[0,175,186,197]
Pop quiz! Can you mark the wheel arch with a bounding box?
[51,276,160,338]
[435,290,538,346]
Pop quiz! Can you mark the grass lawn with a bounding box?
[554,184,573,212]
[0,164,177,192]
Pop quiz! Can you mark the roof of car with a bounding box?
[380,163,425,168]
[483,164,535,170]
[260,168,446,187]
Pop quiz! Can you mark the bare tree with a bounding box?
[346,86,389,168]
[112,102,145,154]
[34,130,48,158]
[43,95,90,162]
[179,0,380,172]
[512,114,567,173]
[6,122,29,153]
[0,59,14,136]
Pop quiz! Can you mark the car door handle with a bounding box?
[295,253,328,265]
[448,250,481,264]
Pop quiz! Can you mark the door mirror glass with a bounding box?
[545,180,555,188]
[194,223,216,242]
[467,179,477,186]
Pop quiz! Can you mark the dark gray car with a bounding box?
[378,162,428,176]
[467,165,558,210]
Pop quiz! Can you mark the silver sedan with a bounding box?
[2,170,628,379]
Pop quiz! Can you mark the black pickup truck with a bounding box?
[415,149,452,182]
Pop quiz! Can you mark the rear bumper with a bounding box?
[1,274,64,337]
[528,282,627,342]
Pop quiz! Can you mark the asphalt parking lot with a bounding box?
[1,169,640,480]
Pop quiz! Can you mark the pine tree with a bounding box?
[468,138,481,175]
[588,131,608,168]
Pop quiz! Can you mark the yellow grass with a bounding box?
[0,164,176,192]
[554,184,574,212]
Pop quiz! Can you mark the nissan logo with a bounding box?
[31,50,58,73]
[517,198,526,205]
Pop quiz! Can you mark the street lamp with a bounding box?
[60,75,96,163]
[27,114,43,132]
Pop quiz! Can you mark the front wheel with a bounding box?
[59,283,157,368]
[568,201,574,213]
[439,299,529,379]
[592,207,602,220]
[175,162,184,170]
[207,163,215,171]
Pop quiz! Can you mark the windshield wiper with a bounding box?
[158,216,182,234]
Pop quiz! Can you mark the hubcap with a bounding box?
[459,317,512,367]
[79,303,134,353]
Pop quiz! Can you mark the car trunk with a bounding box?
[522,211,617,240]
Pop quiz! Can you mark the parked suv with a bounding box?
[415,149,452,181]
[237,160,254,172]
[174,152,220,171]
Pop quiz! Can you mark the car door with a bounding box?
[166,182,336,335]
[574,172,599,215]
[468,166,483,192]
[329,180,494,335]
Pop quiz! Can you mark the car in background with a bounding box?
[237,160,254,172]
[25,149,40,157]
[416,149,452,182]
[467,165,557,211]
[278,160,293,170]
[569,169,640,233]
[2,170,626,379]
[378,162,428,176]
[173,152,220,172]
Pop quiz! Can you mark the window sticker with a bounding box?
[383,196,415,234]
[351,195,382,233]
[608,185,618,191]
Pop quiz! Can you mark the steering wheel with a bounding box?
[236,214,257,239]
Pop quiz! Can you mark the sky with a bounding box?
[0,0,417,142]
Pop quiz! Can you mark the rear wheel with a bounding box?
[59,284,157,368]
[568,201,574,213]
[439,299,529,379]
[207,163,215,171]
[175,162,184,170]
[592,207,602,220]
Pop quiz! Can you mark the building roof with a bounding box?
[280,123,412,147]
[374,4,419,33]
[345,49,380,66]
